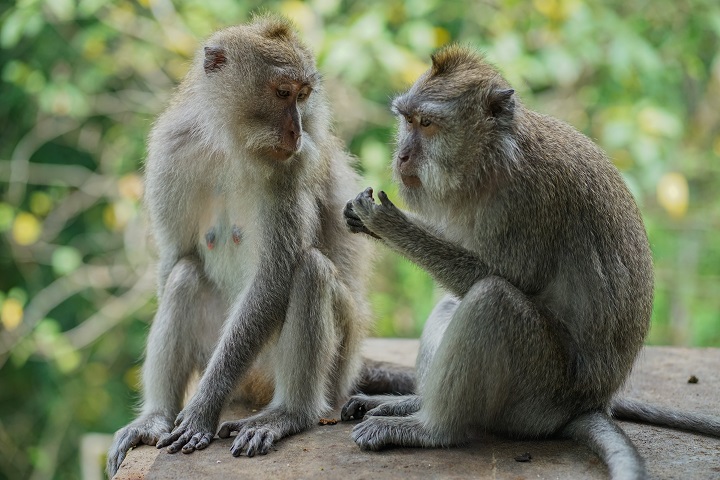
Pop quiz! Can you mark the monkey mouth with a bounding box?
[401,174,422,188]
[264,146,295,161]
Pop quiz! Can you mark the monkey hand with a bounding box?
[217,407,312,457]
[107,412,174,477]
[346,187,406,239]
[344,187,381,239]
[156,403,218,454]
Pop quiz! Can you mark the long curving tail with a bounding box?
[354,358,416,395]
[611,397,720,436]
[562,411,647,480]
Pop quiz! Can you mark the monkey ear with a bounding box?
[487,88,515,119]
[204,46,227,74]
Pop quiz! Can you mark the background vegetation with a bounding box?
[1,0,719,478]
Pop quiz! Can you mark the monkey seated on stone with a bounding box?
[106,15,413,478]
[341,45,720,480]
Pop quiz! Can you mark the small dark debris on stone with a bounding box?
[318,418,338,425]
[688,375,699,384]
[514,452,532,462]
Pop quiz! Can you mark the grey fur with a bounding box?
[340,45,712,480]
[107,15,379,477]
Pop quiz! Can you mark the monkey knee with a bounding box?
[464,276,517,306]
[296,249,337,288]
[164,257,204,297]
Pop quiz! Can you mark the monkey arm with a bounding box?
[156,248,297,454]
[349,188,490,298]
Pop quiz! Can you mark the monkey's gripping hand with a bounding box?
[344,188,406,240]
[344,187,381,239]
[156,402,219,454]
[107,413,174,477]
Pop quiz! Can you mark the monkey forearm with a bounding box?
[348,189,490,297]
[383,220,490,298]
[195,278,291,407]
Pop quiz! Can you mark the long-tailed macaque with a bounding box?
[106,15,413,477]
[341,45,720,480]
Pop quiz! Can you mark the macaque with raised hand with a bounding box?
[342,46,720,480]
[106,15,414,477]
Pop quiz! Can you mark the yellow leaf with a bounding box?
[30,191,53,216]
[12,212,41,245]
[123,365,141,391]
[1,298,23,331]
[280,0,315,32]
[433,27,451,48]
[103,205,116,230]
[118,174,143,200]
[657,172,689,219]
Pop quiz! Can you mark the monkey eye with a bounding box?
[405,115,413,124]
[277,87,292,99]
[297,87,312,101]
[420,117,432,127]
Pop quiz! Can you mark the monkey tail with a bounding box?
[611,397,720,437]
[354,358,416,395]
[562,411,647,480]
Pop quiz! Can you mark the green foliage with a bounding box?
[0,0,719,478]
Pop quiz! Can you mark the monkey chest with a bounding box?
[196,199,258,297]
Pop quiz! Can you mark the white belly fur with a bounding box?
[197,192,260,300]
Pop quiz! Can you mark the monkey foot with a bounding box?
[351,415,440,451]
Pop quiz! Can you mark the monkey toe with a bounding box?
[351,421,386,451]
[246,429,275,457]
[341,396,369,421]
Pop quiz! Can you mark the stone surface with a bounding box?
[114,340,720,480]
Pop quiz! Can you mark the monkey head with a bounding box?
[196,14,331,163]
[391,45,520,209]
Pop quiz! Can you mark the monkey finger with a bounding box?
[247,429,275,457]
[362,227,382,240]
[166,431,193,453]
[345,216,365,228]
[195,433,214,450]
[341,398,368,421]
[181,434,200,454]
[156,431,177,449]
[378,191,395,208]
[355,188,375,204]
[344,205,362,222]
[218,420,243,438]
[230,429,254,457]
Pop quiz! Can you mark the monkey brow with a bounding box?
[391,98,447,119]
[270,67,320,87]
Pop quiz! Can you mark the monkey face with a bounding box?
[390,93,467,201]
[199,20,327,164]
[390,46,520,208]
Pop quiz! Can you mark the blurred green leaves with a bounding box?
[0,0,719,478]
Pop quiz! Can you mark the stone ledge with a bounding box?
[114,339,720,480]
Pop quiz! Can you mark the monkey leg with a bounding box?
[217,248,338,457]
[107,256,223,476]
[351,276,572,450]
[341,295,456,424]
